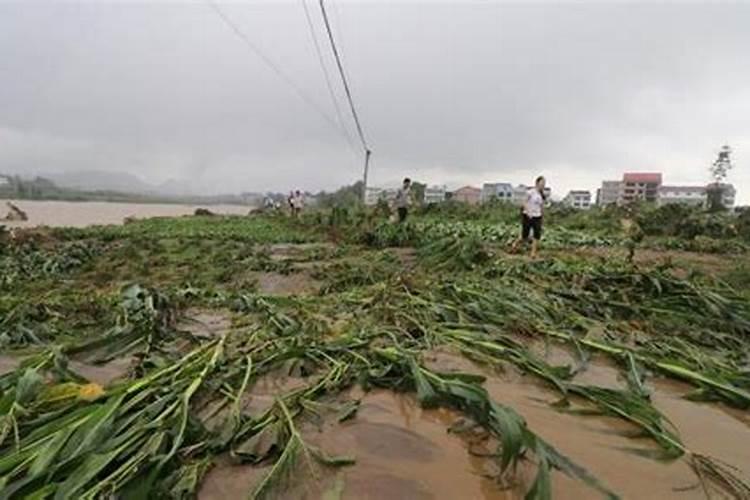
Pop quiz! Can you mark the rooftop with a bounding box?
[659,185,706,193]
[483,182,513,189]
[623,172,662,184]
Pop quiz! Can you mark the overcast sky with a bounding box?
[1,1,749,201]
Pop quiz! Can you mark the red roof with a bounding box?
[623,172,662,184]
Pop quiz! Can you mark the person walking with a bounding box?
[394,178,412,223]
[512,176,547,258]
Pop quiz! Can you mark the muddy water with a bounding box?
[309,390,514,500]
[429,348,750,499]
[200,348,750,500]
[0,199,250,228]
[199,389,513,500]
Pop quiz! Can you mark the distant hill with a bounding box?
[48,170,154,194]
[156,178,196,197]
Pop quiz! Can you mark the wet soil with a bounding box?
[434,348,750,499]
[557,247,732,277]
[177,309,233,339]
[198,456,270,500]
[69,356,135,386]
[199,350,750,500]
[253,271,321,296]
[387,247,418,268]
[306,389,519,500]
[266,243,335,261]
[0,354,20,376]
[199,388,515,500]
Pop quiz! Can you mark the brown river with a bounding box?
[0,199,251,228]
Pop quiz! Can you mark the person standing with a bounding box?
[291,190,304,218]
[512,176,547,258]
[287,191,295,215]
[394,178,412,222]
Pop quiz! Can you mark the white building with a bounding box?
[597,181,623,206]
[423,185,447,204]
[365,187,400,206]
[563,190,592,209]
[657,186,706,207]
[481,182,514,203]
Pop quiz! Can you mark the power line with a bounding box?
[300,0,356,154]
[318,0,370,154]
[206,0,349,145]
[318,0,372,203]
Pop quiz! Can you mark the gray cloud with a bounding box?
[1,1,748,201]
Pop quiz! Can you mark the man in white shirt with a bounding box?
[394,178,412,222]
[291,190,304,218]
[512,176,547,258]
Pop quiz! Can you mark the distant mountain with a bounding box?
[156,178,196,197]
[48,170,154,193]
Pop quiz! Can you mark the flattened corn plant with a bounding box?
[2,220,750,499]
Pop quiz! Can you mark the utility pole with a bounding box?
[362,149,372,205]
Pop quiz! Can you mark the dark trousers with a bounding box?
[397,207,408,222]
[521,214,543,240]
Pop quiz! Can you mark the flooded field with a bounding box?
[198,357,750,500]
[0,199,251,228]
[2,215,749,499]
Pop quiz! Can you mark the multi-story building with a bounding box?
[621,172,662,204]
[597,181,623,206]
[563,190,592,209]
[657,186,707,207]
[512,185,552,206]
[452,186,481,205]
[423,185,447,204]
[480,182,513,203]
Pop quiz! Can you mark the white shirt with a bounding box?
[395,186,411,208]
[523,188,544,218]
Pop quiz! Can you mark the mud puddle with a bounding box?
[254,271,321,296]
[201,350,750,500]
[1,353,131,385]
[200,388,515,500]
[177,309,233,339]
[0,354,20,376]
[69,356,134,386]
[387,247,417,268]
[306,389,517,500]
[266,243,334,261]
[195,455,271,500]
[428,348,750,499]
